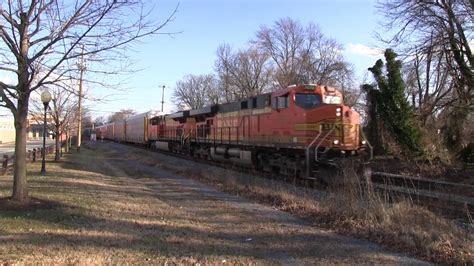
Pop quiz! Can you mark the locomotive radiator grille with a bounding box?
[342,124,359,149]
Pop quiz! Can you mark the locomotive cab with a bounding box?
[273,84,371,179]
[293,84,341,108]
[274,84,369,156]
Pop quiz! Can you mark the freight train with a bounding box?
[94,84,372,183]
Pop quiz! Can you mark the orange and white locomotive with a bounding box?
[96,84,371,180]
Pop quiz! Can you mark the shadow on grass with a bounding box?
[0,197,61,212]
[0,188,361,260]
[0,198,104,231]
[0,206,379,261]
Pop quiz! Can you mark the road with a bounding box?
[0,139,55,157]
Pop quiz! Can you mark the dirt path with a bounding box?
[81,141,428,264]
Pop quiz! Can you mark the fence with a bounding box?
[1,144,55,175]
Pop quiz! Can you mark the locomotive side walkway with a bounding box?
[0,142,427,264]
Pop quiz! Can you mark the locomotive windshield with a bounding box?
[295,93,322,109]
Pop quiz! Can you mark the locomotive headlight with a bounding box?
[361,140,367,145]
[336,107,342,117]
[333,140,339,145]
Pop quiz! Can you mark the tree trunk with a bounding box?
[445,108,468,154]
[364,85,383,155]
[55,131,60,161]
[65,133,70,153]
[12,98,29,202]
[11,11,32,203]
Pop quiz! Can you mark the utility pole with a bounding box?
[77,46,85,152]
[161,85,165,112]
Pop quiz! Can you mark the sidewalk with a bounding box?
[0,139,55,157]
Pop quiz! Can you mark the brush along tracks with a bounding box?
[369,172,474,223]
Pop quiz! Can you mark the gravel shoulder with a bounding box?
[0,141,429,264]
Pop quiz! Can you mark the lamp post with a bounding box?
[40,89,52,175]
[161,85,165,112]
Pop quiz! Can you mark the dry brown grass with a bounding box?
[157,156,474,265]
[320,178,473,265]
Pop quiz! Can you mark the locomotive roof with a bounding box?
[168,84,340,120]
[272,84,323,94]
[189,105,218,116]
[168,110,190,119]
[272,86,294,96]
[171,92,272,119]
[217,101,241,113]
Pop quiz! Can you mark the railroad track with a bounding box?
[372,172,474,196]
[370,171,474,222]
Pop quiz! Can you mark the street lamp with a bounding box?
[40,89,52,175]
[161,85,165,112]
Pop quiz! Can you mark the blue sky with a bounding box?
[87,0,385,119]
[0,0,385,119]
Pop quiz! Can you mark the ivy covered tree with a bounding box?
[378,0,473,154]
[364,49,422,155]
[361,84,383,155]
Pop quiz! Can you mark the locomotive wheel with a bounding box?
[326,158,373,188]
[316,165,338,187]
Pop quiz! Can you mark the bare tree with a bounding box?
[81,113,94,130]
[50,89,76,161]
[0,1,176,202]
[378,0,473,152]
[30,84,77,161]
[215,44,272,101]
[326,63,362,108]
[172,74,219,109]
[215,45,236,103]
[94,116,107,127]
[403,46,454,126]
[108,109,136,123]
[253,18,352,88]
[253,18,307,87]
[300,37,352,87]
